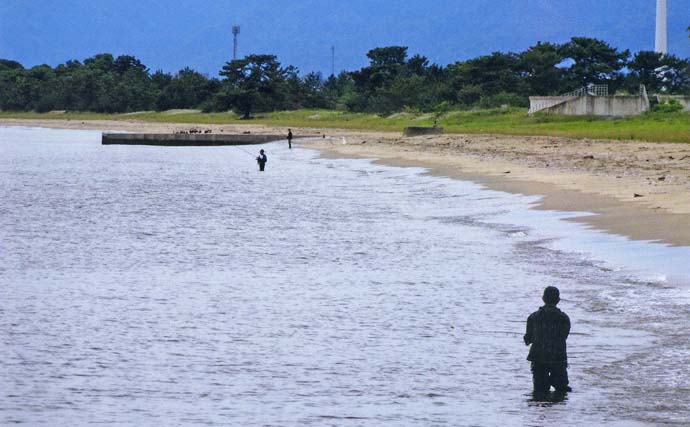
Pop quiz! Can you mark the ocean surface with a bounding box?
[1,126,689,426]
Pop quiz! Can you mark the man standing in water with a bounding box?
[256,149,267,172]
[524,286,571,394]
[287,129,293,149]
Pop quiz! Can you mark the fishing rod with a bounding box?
[231,144,259,158]
[292,135,339,146]
[457,330,590,337]
[447,325,589,337]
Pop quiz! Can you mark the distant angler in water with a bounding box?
[256,149,267,172]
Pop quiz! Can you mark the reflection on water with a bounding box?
[527,391,569,406]
[1,127,690,426]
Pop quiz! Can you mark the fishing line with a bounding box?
[231,144,259,158]
[456,330,590,337]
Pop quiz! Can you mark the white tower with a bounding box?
[655,0,668,54]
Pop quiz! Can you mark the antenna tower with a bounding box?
[232,25,241,60]
[331,46,335,76]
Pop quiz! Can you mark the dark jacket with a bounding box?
[257,154,267,164]
[524,305,570,363]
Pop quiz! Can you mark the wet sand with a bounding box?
[312,140,690,247]
[3,118,689,246]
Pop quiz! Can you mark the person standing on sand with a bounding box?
[524,286,572,394]
[256,149,268,172]
[287,129,293,149]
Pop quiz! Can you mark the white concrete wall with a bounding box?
[529,95,650,116]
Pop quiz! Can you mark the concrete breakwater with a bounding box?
[102,133,294,146]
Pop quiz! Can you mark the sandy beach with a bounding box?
[3,117,689,246]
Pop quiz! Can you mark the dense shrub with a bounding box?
[653,98,684,113]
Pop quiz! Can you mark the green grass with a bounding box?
[1,108,689,143]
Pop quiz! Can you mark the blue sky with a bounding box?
[1,0,689,76]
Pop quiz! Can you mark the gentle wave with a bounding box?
[1,127,689,426]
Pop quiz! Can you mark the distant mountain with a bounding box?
[1,0,689,76]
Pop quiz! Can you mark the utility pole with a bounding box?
[232,25,241,60]
[331,46,335,77]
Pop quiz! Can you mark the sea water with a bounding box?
[1,127,689,426]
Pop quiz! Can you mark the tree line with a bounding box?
[1,37,689,116]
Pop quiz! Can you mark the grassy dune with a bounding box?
[2,108,689,143]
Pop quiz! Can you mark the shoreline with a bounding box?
[309,142,690,247]
[319,148,690,247]
[3,118,690,247]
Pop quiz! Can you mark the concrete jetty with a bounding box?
[102,133,300,146]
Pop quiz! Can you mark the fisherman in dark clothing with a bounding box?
[524,286,571,394]
[256,149,267,172]
[287,129,293,149]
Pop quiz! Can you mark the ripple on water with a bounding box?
[1,127,689,426]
